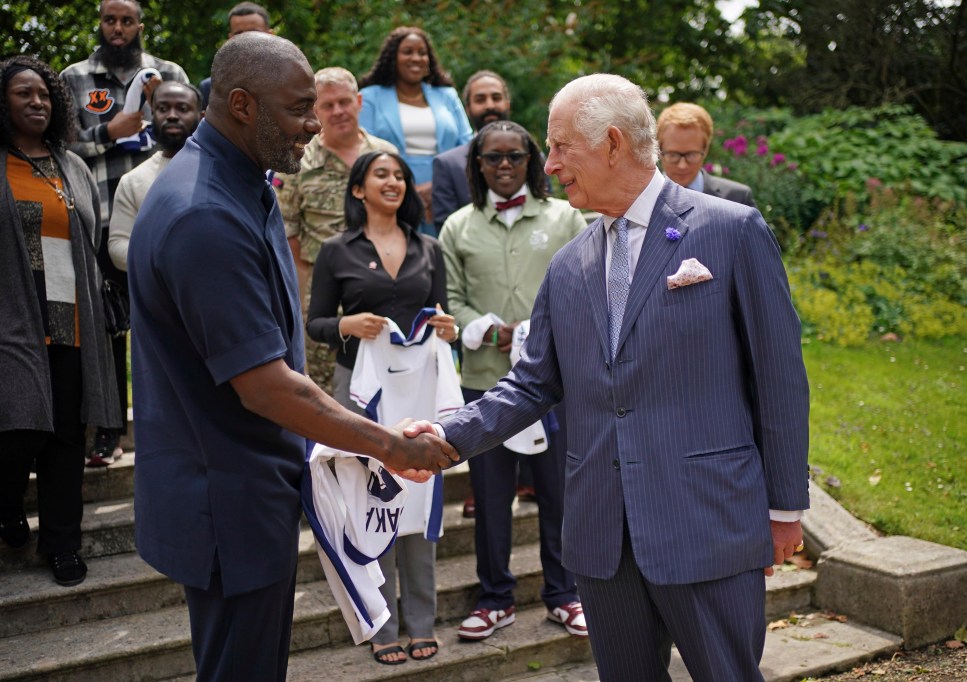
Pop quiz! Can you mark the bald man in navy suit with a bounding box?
[406,74,809,681]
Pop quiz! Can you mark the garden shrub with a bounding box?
[785,193,967,345]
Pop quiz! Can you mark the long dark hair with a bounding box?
[358,26,454,88]
[344,151,423,231]
[0,56,76,149]
[467,120,548,210]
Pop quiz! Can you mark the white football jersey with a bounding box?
[350,308,464,539]
[302,442,408,644]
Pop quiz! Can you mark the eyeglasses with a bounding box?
[661,150,705,164]
[478,151,530,167]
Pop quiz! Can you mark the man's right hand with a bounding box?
[106,110,145,140]
[384,426,458,478]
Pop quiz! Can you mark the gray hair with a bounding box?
[549,74,658,167]
[314,66,358,95]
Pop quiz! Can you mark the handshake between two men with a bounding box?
[385,419,457,482]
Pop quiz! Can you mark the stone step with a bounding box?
[283,604,594,682]
[23,453,474,514]
[0,543,575,681]
[2,477,516,574]
[0,546,815,680]
[511,612,902,682]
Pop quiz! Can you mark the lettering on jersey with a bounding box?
[366,507,400,534]
[85,89,115,114]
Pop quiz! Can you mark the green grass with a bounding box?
[804,336,966,550]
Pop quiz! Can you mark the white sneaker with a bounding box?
[457,605,516,640]
[548,601,588,637]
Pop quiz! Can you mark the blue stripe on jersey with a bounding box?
[300,461,375,629]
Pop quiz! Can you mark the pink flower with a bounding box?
[756,136,769,156]
[787,162,798,171]
[704,163,715,172]
[771,153,786,167]
[723,135,748,156]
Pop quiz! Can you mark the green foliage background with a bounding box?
[3,0,963,144]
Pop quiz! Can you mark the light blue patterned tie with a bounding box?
[608,217,630,359]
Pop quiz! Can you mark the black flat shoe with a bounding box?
[48,551,87,587]
[0,512,30,549]
[372,644,407,665]
[408,640,439,660]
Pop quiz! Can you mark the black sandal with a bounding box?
[372,644,407,665]
[407,640,439,660]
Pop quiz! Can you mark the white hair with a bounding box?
[549,74,658,166]
[314,66,358,95]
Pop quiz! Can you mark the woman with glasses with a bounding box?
[438,121,590,642]
[0,56,120,585]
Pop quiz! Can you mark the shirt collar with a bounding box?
[487,184,530,210]
[193,119,269,195]
[687,169,705,192]
[603,170,665,231]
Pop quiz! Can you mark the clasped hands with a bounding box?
[382,419,456,483]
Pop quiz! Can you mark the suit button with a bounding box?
[613,459,620,470]
[616,407,627,417]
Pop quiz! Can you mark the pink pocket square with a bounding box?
[667,258,713,290]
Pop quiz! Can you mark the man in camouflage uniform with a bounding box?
[277,67,396,391]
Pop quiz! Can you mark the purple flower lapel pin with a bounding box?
[665,226,682,242]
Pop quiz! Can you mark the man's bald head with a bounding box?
[209,32,309,107]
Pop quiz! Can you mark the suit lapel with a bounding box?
[580,217,612,362]
[615,183,693,355]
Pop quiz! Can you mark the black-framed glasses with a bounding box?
[661,150,705,164]
[478,151,530,167]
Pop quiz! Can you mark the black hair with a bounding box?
[150,81,203,109]
[344,151,423,231]
[0,56,76,149]
[467,120,548,209]
[228,2,270,26]
[99,0,143,21]
[461,69,508,107]
[358,26,453,89]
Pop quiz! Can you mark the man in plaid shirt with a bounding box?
[61,0,188,466]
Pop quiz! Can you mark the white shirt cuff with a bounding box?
[462,313,505,350]
[433,423,446,441]
[769,509,804,522]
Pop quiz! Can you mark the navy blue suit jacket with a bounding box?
[440,179,809,584]
[432,142,471,232]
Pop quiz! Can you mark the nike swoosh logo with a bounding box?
[387,367,407,374]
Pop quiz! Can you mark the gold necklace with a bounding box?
[396,88,425,104]
[13,146,76,211]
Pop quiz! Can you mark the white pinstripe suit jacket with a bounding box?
[439,179,809,585]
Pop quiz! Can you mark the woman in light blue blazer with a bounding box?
[358,26,473,236]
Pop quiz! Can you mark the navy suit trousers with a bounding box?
[577,520,766,682]
[464,387,577,611]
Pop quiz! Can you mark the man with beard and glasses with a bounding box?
[61,0,188,468]
[127,32,457,681]
[108,82,202,271]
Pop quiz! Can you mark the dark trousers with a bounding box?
[97,224,128,436]
[183,567,297,682]
[576,521,766,682]
[463,387,576,611]
[0,345,85,554]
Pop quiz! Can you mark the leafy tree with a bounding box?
[741,0,967,141]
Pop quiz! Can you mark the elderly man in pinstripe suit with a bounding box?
[406,74,809,681]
